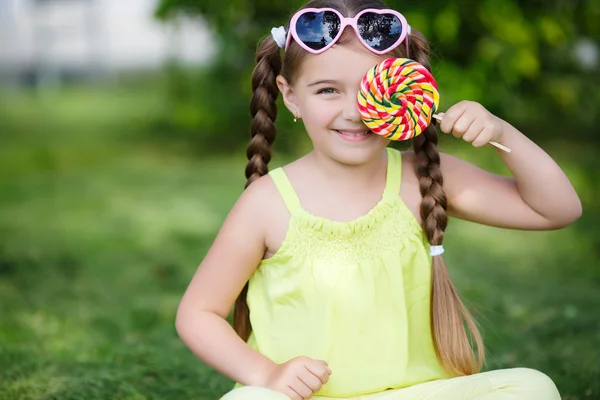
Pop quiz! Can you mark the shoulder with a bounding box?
[399,149,484,198]
[399,148,466,167]
[237,172,283,214]
[407,149,509,214]
[439,152,475,173]
[399,149,475,178]
[437,152,498,197]
[234,170,290,228]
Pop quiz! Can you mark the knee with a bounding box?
[220,386,290,400]
[510,368,561,399]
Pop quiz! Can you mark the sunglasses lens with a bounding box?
[295,11,341,50]
[357,13,403,52]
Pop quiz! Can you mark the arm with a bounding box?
[175,175,277,386]
[439,101,582,230]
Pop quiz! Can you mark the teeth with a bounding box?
[336,130,369,136]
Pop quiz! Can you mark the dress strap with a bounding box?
[269,168,302,213]
[385,147,402,195]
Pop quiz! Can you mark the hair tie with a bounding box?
[430,245,444,257]
[271,26,287,48]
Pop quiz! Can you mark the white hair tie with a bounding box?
[271,26,287,48]
[430,245,445,257]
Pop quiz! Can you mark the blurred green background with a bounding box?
[0,0,599,399]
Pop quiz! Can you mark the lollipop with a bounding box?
[358,58,511,152]
[358,58,438,141]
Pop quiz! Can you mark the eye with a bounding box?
[317,87,338,95]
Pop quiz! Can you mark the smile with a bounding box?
[333,129,373,142]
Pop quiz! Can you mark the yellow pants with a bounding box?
[220,368,560,399]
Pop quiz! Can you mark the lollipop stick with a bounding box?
[432,113,511,153]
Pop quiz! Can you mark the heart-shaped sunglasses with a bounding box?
[285,8,411,55]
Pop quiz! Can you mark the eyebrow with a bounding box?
[307,79,340,86]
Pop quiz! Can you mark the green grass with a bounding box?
[0,86,599,400]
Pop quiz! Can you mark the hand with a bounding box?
[261,356,332,400]
[438,101,506,148]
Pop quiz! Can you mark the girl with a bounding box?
[175,0,582,399]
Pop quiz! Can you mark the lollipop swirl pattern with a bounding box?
[358,58,440,141]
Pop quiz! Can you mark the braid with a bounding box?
[413,126,447,244]
[245,36,282,188]
[234,35,282,341]
[410,30,485,376]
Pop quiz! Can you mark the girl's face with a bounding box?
[278,33,391,165]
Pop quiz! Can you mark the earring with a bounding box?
[293,112,300,123]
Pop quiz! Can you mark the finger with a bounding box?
[291,378,313,399]
[462,119,484,143]
[305,363,331,384]
[313,359,332,374]
[451,114,476,139]
[299,367,323,391]
[439,101,469,134]
[285,386,304,400]
[472,126,493,148]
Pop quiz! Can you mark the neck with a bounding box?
[307,148,388,190]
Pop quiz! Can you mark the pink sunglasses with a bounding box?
[285,8,411,55]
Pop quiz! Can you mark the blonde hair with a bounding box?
[237,0,485,377]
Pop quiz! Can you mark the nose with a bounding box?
[341,91,362,123]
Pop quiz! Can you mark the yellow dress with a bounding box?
[240,147,450,397]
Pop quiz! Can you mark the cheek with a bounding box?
[301,98,340,128]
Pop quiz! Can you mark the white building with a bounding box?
[0,0,216,86]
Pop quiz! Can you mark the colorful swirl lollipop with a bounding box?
[358,58,438,141]
[358,58,511,152]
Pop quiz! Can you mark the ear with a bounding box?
[276,75,300,118]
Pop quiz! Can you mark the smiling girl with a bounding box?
[174,1,581,399]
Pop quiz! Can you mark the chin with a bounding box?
[330,140,388,166]
[309,130,389,165]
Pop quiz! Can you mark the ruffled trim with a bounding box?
[293,190,421,236]
[260,192,424,267]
